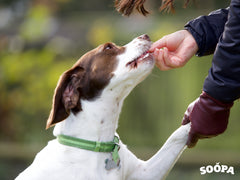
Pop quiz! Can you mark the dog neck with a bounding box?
[53,89,125,142]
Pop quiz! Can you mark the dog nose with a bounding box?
[138,34,150,41]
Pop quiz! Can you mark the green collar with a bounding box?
[57,134,120,166]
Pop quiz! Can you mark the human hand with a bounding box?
[149,30,198,70]
[182,92,233,148]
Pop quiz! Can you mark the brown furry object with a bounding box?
[160,0,176,13]
[115,0,149,16]
[115,0,191,16]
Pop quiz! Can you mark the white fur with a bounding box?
[16,36,190,180]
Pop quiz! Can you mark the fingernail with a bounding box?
[149,47,154,52]
[154,49,158,56]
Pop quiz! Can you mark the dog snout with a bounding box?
[138,34,150,41]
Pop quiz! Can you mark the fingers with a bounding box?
[150,30,184,52]
[154,48,168,71]
[149,38,167,52]
[186,132,199,148]
[182,100,196,125]
[182,117,190,125]
[153,47,175,71]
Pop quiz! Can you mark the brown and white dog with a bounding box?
[16,35,190,180]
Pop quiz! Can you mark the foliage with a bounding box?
[20,5,53,42]
[0,0,238,152]
[87,19,114,47]
[0,49,74,142]
[1,1,239,180]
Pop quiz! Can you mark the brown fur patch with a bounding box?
[46,43,125,129]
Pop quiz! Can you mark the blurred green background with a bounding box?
[0,0,239,179]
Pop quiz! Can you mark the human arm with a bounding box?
[185,8,229,56]
[203,1,240,103]
[150,8,229,70]
[183,0,240,148]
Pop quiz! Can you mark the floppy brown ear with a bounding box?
[46,66,84,129]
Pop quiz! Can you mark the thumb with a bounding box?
[186,132,199,148]
[149,38,166,52]
[182,116,190,125]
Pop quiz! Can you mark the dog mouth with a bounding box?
[126,50,153,69]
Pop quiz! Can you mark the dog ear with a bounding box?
[46,66,84,129]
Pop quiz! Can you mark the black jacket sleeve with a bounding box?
[203,0,240,103]
[185,8,229,56]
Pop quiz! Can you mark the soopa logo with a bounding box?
[200,162,235,175]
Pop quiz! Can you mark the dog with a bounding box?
[16,34,190,180]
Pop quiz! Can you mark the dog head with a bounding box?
[46,34,154,129]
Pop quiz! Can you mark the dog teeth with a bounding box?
[143,53,149,59]
[126,51,151,68]
[138,52,149,62]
